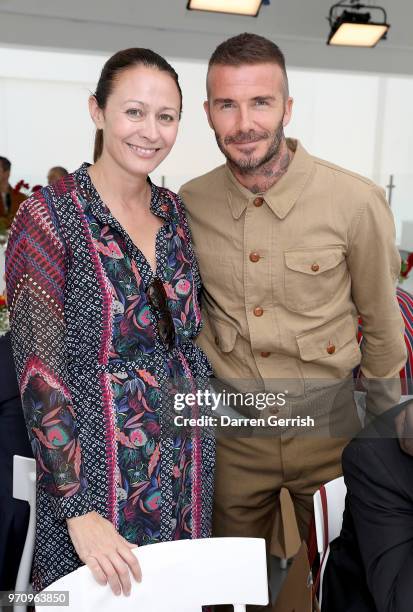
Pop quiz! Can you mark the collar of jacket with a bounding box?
[72,162,171,225]
[225,138,315,220]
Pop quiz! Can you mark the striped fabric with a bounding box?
[397,288,413,394]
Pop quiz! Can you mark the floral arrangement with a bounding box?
[14,179,31,195]
[0,293,9,335]
[14,180,43,195]
[400,252,413,283]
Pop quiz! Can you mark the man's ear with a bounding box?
[203,100,214,130]
[89,95,105,130]
[282,97,294,128]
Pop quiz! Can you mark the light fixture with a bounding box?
[327,1,390,47]
[187,0,264,17]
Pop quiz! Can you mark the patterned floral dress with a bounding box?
[6,164,215,591]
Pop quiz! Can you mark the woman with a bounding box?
[6,48,215,597]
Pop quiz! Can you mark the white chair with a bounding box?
[12,455,37,612]
[313,476,347,609]
[37,537,268,611]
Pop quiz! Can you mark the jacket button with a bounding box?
[311,263,320,272]
[254,306,264,317]
[253,197,264,207]
[261,351,271,357]
[327,344,336,354]
[249,252,260,263]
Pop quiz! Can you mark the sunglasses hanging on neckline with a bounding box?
[146,277,176,350]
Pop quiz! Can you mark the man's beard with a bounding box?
[214,119,285,175]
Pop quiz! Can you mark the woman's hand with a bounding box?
[66,511,142,596]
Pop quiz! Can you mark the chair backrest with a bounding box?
[313,476,347,556]
[13,455,37,612]
[41,537,268,611]
[313,476,347,609]
[13,455,36,505]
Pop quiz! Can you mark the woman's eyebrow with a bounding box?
[123,99,145,105]
[122,100,178,113]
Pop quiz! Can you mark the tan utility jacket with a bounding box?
[180,139,406,399]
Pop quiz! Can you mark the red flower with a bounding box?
[0,294,6,308]
[14,180,30,193]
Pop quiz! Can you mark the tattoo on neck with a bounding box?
[230,140,292,195]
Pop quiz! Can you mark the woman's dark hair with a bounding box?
[93,48,182,162]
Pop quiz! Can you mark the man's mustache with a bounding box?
[224,130,269,145]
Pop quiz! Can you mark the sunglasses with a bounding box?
[146,277,176,350]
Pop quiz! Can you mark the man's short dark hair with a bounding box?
[0,156,11,172]
[207,32,289,98]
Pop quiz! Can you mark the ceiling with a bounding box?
[0,0,412,75]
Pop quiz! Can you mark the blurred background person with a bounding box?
[0,156,26,228]
[47,165,68,184]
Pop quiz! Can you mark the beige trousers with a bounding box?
[212,383,361,611]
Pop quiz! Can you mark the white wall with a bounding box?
[0,46,412,246]
[0,47,105,187]
[377,76,413,250]
[1,77,95,186]
[286,69,380,178]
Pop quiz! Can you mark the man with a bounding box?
[47,166,68,185]
[322,398,413,612]
[0,157,25,227]
[179,32,406,577]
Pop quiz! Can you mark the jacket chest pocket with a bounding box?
[284,247,346,312]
